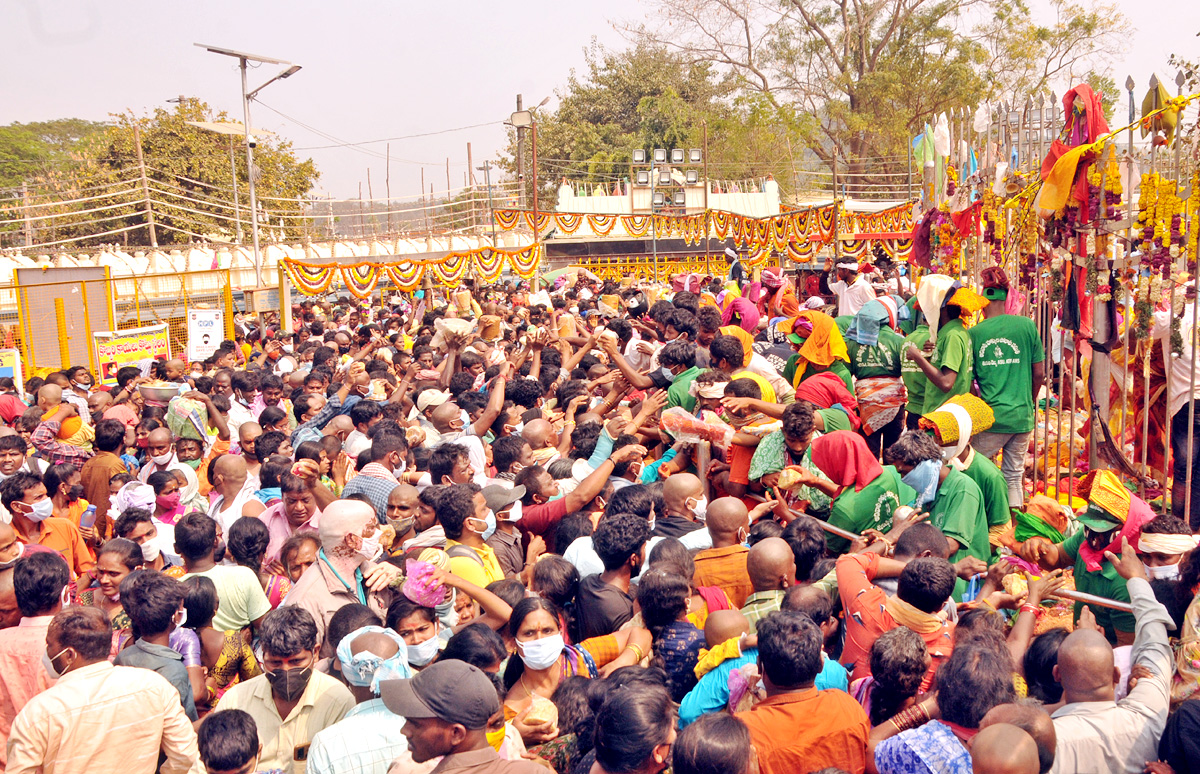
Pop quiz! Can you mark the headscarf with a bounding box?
[914,274,958,344]
[846,299,893,346]
[780,310,849,370]
[721,296,761,333]
[761,267,785,289]
[1077,470,1157,572]
[112,482,155,517]
[335,625,412,694]
[793,372,861,431]
[810,431,883,492]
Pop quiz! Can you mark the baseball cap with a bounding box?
[481,484,525,513]
[416,390,451,412]
[380,660,500,729]
[1077,504,1123,532]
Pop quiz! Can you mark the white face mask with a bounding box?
[687,495,709,521]
[25,498,54,523]
[1147,562,1181,581]
[407,632,441,667]
[517,633,565,670]
[358,532,383,561]
[150,452,174,467]
[141,537,160,562]
[498,501,523,523]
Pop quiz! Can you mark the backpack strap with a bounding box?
[445,544,485,567]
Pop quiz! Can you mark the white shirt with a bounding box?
[564,529,713,579]
[744,352,796,402]
[829,275,877,317]
[208,484,256,535]
[1152,302,1200,417]
[226,399,255,440]
[1048,578,1172,774]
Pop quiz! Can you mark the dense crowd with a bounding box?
[1,248,1199,774]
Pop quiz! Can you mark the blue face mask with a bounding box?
[902,459,942,509]
[480,511,497,541]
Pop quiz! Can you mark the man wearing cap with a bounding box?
[1019,470,1157,646]
[969,266,1045,507]
[824,256,877,317]
[383,660,544,774]
[413,387,452,448]
[724,247,746,288]
[482,485,530,579]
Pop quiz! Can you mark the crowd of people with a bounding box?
[1,249,1199,774]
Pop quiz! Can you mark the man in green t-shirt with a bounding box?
[885,430,989,600]
[900,325,931,430]
[660,340,703,413]
[968,267,1045,507]
[905,277,973,418]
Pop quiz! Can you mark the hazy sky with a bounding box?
[3,0,1196,200]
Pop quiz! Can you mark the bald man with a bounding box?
[208,455,252,533]
[740,537,796,634]
[283,501,398,658]
[322,415,354,447]
[693,496,754,607]
[1047,540,1172,774]
[427,402,488,488]
[981,704,1056,774]
[972,724,1040,774]
[655,473,706,539]
[0,567,17,629]
[237,422,263,487]
[521,418,559,466]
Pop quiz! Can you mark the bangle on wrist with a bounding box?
[625,643,645,661]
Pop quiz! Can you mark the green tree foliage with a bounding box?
[0,119,108,189]
[501,40,817,207]
[2,100,318,248]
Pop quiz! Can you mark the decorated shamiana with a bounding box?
[282,244,543,299]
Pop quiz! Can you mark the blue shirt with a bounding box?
[678,647,849,726]
[307,698,411,774]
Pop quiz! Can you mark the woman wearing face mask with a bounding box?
[387,562,514,668]
[148,470,185,525]
[502,597,652,744]
[227,515,292,610]
[75,537,142,656]
[592,681,677,774]
[134,418,162,466]
[45,463,93,541]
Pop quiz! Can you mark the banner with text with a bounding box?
[187,309,224,363]
[94,324,170,385]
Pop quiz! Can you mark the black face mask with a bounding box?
[339,345,351,355]
[67,484,84,503]
[265,665,312,702]
[214,539,228,564]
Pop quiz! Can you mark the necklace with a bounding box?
[520,672,552,700]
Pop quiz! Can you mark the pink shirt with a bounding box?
[257,502,320,565]
[0,615,55,769]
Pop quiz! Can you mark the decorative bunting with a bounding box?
[282,244,543,299]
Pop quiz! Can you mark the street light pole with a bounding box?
[238,59,263,286]
[478,161,497,246]
[197,44,300,289]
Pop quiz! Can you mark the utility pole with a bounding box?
[516,94,525,208]
[133,124,158,248]
[479,160,497,245]
[386,143,392,235]
[20,182,32,247]
[228,136,243,243]
[366,168,375,237]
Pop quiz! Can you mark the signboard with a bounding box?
[93,324,170,386]
[187,309,224,363]
[0,349,23,394]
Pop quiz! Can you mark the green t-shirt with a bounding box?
[847,327,906,379]
[901,326,931,413]
[920,318,973,416]
[834,315,854,335]
[896,296,921,336]
[817,408,853,433]
[964,451,1011,528]
[667,366,704,413]
[968,314,1045,434]
[826,465,915,553]
[928,468,990,566]
[1062,531,1135,641]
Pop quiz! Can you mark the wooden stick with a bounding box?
[744,493,861,541]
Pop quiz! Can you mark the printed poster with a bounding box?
[94,324,170,385]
